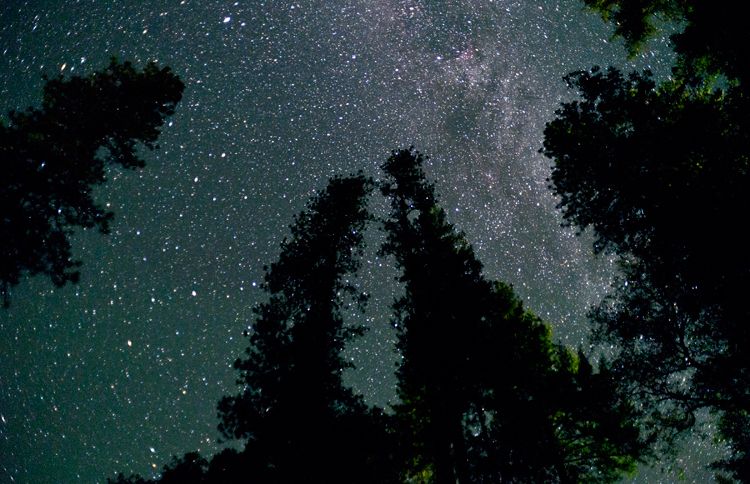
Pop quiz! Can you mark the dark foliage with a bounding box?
[108,452,208,484]
[216,174,398,483]
[583,0,750,84]
[110,175,397,483]
[542,61,750,478]
[108,449,249,484]
[0,58,183,305]
[550,1,750,478]
[381,147,645,483]
[156,452,210,484]
[110,152,645,484]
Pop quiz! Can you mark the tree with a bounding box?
[109,473,149,484]
[216,174,396,483]
[546,1,750,478]
[111,175,396,483]
[109,150,644,483]
[108,452,208,484]
[582,0,750,84]
[380,147,644,482]
[0,58,184,305]
[542,63,750,477]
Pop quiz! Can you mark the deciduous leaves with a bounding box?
[542,14,750,477]
[582,0,750,85]
[0,58,183,305]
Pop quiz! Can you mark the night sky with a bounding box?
[0,1,721,482]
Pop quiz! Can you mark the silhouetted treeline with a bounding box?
[110,149,646,483]
[0,58,183,306]
[544,1,750,480]
[11,1,748,481]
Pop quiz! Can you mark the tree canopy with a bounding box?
[583,0,749,84]
[381,147,644,482]
[544,1,750,479]
[216,173,397,483]
[110,149,646,483]
[0,58,183,306]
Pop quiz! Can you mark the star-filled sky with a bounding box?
[0,0,723,482]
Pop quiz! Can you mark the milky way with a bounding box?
[1,1,718,482]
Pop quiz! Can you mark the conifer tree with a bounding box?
[380,147,644,483]
[217,174,394,483]
[110,152,644,484]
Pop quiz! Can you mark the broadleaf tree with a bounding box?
[0,58,184,305]
[543,2,750,476]
[582,0,749,85]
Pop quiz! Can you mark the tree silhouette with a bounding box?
[380,147,644,482]
[0,58,183,306]
[216,174,396,483]
[109,452,208,484]
[582,0,749,84]
[109,175,396,483]
[542,62,750,477]
[110,150,645,483]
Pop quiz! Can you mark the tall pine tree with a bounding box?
[217,174,394,483]
[110,151,644,483]
[380,147,645,483]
